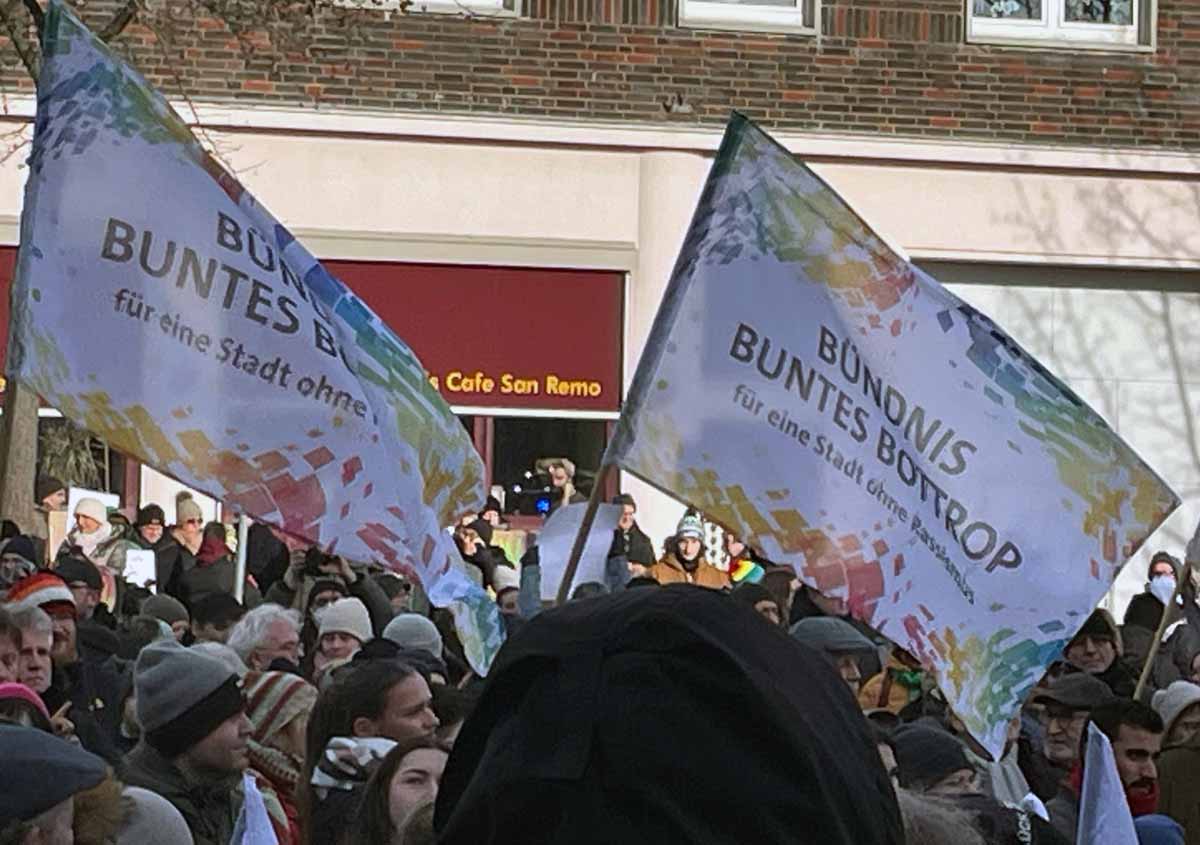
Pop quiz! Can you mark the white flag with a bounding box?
[1076,723,1138,845]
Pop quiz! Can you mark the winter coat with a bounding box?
[607,523,656,567]
[646,552,731,589]
[175,541,262,609]
[965,742,1032,808]
[122,742,245,845]
[59,525,140,612]
[154,530,200,602]
[42,652,127,765]
[1045,786,1079,843]
[1157,730,1200,845]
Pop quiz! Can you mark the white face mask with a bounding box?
[1149,573,1176,606]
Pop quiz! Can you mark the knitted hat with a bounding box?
[117,786,194,845]
[176,498,203,524]
[492,565,520,592]
[135,638,244,758]
[789,616,875,655]
[74,497,108,525]
[676,513,704,541]
[0,724,107,824]
[55,555,102,591]
[1151,681,1200,740]
[383,613,444,659]
[1072,609,1121,650]
[316,597,372,644]
[5,572,76,617]
[482,496,502,516]
[35,476,65,505]
[190,592,244,627]
[135,504,165,528]
[244,670,317,745]
[1134,815,1186,845]
[0,682,50,721]
[731,582,777,610]
[891,725,973,790]
[190,641,248,680]
[141,594,189,626]
[1,536,37,567]
[374,573,410,600]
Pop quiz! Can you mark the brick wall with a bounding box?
[6,0,1199,148]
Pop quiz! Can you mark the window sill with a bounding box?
[966,32,1154,53]
[678,2,815,36]
[328,0,520,15]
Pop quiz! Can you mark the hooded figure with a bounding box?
[434,586,904,845]
[1063,609,1136,698]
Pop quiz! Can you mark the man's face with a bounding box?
[1065,635,1117,675]
[1150,561,1176,580]
[927,767,982,797]
[678,537,702,562]
[497,591,520,617]
[67,584,100,620]
[75,514,102,535]
[0,554,35,589]
[1041,704,1089,766]
[139,523,164,545]
[1111,724,1161,799]
[0,632,18,683]
[43,489,67,511]
[618,505,635,532]
[357,674,439,743]
[548,466,569,489]
[1167,702,1200,747]
[250,618,300,670]
[18,628,53,693]
[835,654,862,693]
[320,632,360,661]
[753,599,781,627]
[47,610,77,665]
[182,711,252,777]
[192,620,233,644]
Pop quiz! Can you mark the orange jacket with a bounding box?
[647,553,731,590]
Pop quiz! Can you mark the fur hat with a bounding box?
[316,597,372,645]
[74,497,108,525]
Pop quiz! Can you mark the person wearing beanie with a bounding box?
[544,457,585,514]
[375,572,414,614]
[645,512,730,590]
[732,582,784,627]
[605,494,656,591]
[142,594,191,642]
[313,597,372,678]
[0,536,39,590]
[1155,682,1200,844]
[122,639,257,845]
[0,723,107,841]
[152,497,205,602]
[1063,608,1136,698]
[244,670,318,840]
[790,616,878,693]
[891,724,980,796]
[36,477,67,512]
[54,554,104,622]
[189,592,245,644]
[1135,815,1186,845]
[480,495,504,527]
[1152,681,1200,748]
[117,786,195,845]
[453,519,515,592]
[383,613,444,661]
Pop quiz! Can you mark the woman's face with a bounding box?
[388,747,448,832]
[678,537,702,562]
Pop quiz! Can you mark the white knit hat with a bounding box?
[316,597,372,644]
[1152,680,1200,739]
[74,497,107,524]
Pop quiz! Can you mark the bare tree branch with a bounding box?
[98,0,141,42]
[20,0,40,36]
[0,0,37,79]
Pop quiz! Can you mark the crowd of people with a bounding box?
[1,475,1200,844]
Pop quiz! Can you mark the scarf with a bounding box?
[310,736,396,800]
[197,535,230,567]
[1068,762,1160,817]
[72,522,114,561]
[248,739,303,797]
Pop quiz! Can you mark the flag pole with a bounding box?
[1133,575,1182,701]
[234,510,249,604]
[555,462,614,605]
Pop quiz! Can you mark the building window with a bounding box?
[968,0,1153,48]
[678,0,817,34]
[330,0,519,15]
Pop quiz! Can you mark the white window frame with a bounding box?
[967,0,1154,51]
[678,0,817,35]
[329,0,519,15]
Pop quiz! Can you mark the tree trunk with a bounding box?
[0,379,40,534]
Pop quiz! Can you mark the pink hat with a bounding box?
[0,682,51,720]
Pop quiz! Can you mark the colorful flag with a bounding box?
[13,1,504,673]
[606,113,1178,756]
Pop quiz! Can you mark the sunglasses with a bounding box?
[185,519,202,525]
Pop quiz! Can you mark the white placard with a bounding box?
[124,549,157,591]
[535,503,623,601]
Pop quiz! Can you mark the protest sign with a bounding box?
[535,503,622,601]
[1077,723,1138,845]
[124,550,157,592]
[12,1,503,673]
[606,114,1179,756]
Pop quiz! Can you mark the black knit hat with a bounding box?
[190,592,244,627]
[732,582,776,609]
[891,725,972,790]
[35,476,65,505]
[55,555,102,591]
[482,496,502,516]
[1073,610,1117,644]
[136,504,165,527]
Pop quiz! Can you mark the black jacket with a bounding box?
[42,652,127,765]
[122,742,243,845]
[435,586,904,845]
[607,523,656,566]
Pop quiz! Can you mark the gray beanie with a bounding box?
[118,786,194,845]
[134,639,243,757]
[141,594,189,626]
[383,613,444,659]
[789,616,876,655]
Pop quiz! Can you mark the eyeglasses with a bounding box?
[185,519,202,526]
[1039,707,1087,726]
